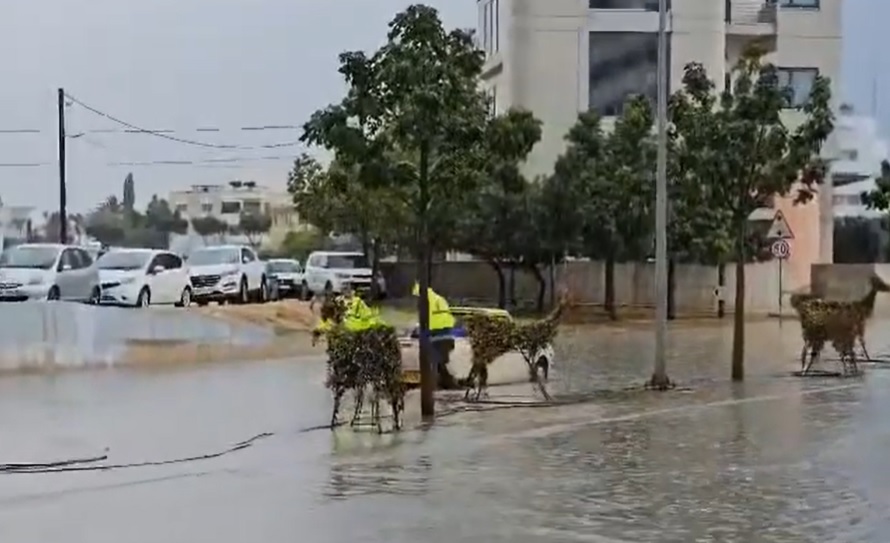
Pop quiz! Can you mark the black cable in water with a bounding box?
[0,450,109,471]
[2,433,273,475]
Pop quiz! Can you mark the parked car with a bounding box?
[96,248,192,307]
[0,243,100,302]
[401,307,555,385]
[301,251,386,300]
[187,245,268,306]
[265,258,303,298]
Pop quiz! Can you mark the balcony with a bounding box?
[726,0,777,35]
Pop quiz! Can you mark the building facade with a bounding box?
[168,181,302,250]
[478,0,842,289]
[832,104,887,219]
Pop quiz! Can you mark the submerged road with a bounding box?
[2,320,890,542]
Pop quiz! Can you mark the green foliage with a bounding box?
[237,211,273,246]
[301,4,492,258]
[190,216,229,244]
[279,229,327,262]
[861,159,890,211]
[670,46,834,379]
[84,193,186,249]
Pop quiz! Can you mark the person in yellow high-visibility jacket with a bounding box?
[342,285,386,331]
[411,282,457,389]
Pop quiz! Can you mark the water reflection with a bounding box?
[326,456,433,499]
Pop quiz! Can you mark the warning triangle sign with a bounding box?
[766,210,794,240]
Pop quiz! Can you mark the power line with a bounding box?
[63,92,303,150]
[0,162,48,167]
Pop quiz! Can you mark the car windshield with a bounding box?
[0,246,60,269]
[189,248,240,265]
[325,254,368,269]
[96,250,151,271]
[268,260,299,273]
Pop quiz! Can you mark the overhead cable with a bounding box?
[64,92,303,151]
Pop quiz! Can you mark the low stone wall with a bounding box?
[380,260,785,315]
[811,263,890,316]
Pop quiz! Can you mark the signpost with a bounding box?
[767,211,794,323]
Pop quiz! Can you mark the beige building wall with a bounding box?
[478,0,843,289]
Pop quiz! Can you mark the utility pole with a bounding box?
[649,0,670,388]
[57,88,68,244]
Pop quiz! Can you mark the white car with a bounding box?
[301,251,386,300]
[401,307,556,385]
[265,258,303,298]
[186,245,268,306]
[96,249,192,307]
[0,243,100,302]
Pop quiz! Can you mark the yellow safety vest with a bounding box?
[343,295,383,331]
[429,290,455,331]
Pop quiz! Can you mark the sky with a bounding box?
[0,0,879,214]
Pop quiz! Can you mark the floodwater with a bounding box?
[2,317,890,542]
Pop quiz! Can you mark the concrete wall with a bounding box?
[381,260,786,314]
[810,263,890,316]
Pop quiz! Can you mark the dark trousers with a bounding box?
[429,329,457,389]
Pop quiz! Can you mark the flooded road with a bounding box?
[2,319,890,542]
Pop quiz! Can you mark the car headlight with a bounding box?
[27,276,45,286]
[120,276,136,285]
[222,273,239,283]
[335,273,350,280]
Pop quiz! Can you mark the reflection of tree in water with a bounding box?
[325,455,432,500]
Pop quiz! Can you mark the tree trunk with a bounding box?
[487,259,506,308]
[370,237,381,300]
[528,264,546,314]
[417,143,434,418]
[667,258,676,320]
[508,264,517,309]
[604,253,617,320]
[731,235,746,382]
[717,262,726,319]
[548,257,556,309]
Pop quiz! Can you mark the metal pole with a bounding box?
[778,258,783,326]
[653,0,669,381]
[57,88,68,244]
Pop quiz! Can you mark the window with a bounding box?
[841,149,858,161]
[75,249,93,267]
[494,0,499,52]
[157,253,182,270]
[242,200,262,214]
[589,32,665,116]
[200,201,213,214]
[589,0,664,10]
[779,0,819,8]
[241,248,256,263]
[776,67,818,108]
[175,204,187,214]
[220,201,241,214]
[58,249,78,271]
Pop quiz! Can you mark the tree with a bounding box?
[84,210,127,247]
[301,5,492,417]
[555,96,655,320]
[191,216,229,246]
[280,229,327,262]
[123,173,136,212]
[453,109,543,308]
[145,194,187,242]
[671,47,833,381]
[238,211,272,247]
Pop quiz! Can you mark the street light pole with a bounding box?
[650,0,670,388]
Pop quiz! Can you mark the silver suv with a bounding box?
[0,243,101,302]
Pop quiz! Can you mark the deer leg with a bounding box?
[802,345,819,375]
[331,388,344,429]
[859,336,871,361]
[800,343,809,372]
[351,386,365,427]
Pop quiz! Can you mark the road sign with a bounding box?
[771,239,790,259]
[766,210,794,240]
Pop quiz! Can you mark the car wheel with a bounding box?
[88,286,101,305]
[238,277,249,304]
[535,356,550,382]
[324,281,333,294]
[300,281,311,301]
[257,276,268,304]
[196,300,208,307]
[136,287,151,308]
[46,286,60,301]
[175,287,192,308]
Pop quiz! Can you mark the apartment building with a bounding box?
[168,181,302,249]
[478,0,842,288]
[832,104,887,219]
